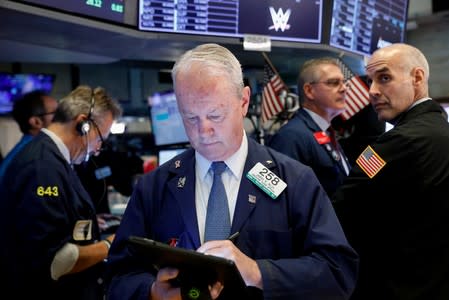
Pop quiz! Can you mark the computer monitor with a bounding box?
[138,0,324,43]
[440,103,449,122]
[158,147,188,166]
[148,90,189,147]
[20,0,130,25]
[329,0,409,56]
[0,73,55,115]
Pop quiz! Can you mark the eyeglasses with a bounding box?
[309,79,349,88]
[90,119,107,152]
[36,111,56,117]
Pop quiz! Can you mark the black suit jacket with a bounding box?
[333,100,449,300]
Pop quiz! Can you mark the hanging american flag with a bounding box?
[336,58,370,120]
[261,59,287,124]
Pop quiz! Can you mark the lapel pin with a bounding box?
[177,176,186,188]
[175,160,181,168]
[248,194,256,204]
[332,150,341,161]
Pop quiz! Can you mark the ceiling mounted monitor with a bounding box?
[0,73,55,115]
[138,0,323,43]
[20,0,130,25]
[329,0,409,56]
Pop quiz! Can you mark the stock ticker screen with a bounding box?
[21,0,126,24]
[138,0,323,43]
[330,0,409,56]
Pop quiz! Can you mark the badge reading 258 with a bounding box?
[246,162,287,199]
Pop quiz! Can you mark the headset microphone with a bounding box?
[84,135,91,162]
[79,91,96,162]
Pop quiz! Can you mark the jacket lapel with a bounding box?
[166,152,201,248]
[299,109,348,171]
[231,139,276,233]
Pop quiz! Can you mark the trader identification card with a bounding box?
[246,162,286,199]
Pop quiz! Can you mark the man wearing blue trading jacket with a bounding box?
[106,43,358,300]
[268,57,351,198]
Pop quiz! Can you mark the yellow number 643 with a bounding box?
[36,186,59,197]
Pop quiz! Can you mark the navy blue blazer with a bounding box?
[268,109,349,197]
[107,137,358,300]
[0,132,105,300]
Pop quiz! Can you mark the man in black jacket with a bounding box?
[333,43,449,300]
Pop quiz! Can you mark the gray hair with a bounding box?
[297,57,341,101]
[299,57,340,85]
[53,85,122,126]
[171,43,244,98]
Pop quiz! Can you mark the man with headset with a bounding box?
[0,85,122,300]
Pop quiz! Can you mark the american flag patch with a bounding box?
[356,146,386,178]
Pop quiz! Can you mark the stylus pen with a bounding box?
[228,231,240,243]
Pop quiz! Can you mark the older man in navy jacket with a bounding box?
[106,44,358,300]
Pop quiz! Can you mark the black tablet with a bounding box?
[127,236,248,298]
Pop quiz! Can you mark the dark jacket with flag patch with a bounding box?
[333,99,449,300]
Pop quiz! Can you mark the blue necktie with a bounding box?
[204,161,231,242]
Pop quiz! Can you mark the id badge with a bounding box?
[246,162,287,199]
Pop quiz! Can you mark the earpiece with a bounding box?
[76,120,91,136]
[76,93,95,136]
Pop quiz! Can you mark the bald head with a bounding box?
[365,43,430,121]
[367,43,429,81]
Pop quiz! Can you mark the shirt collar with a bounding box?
[303,108,330,132]
[196,130,248,180]
[410,97,431,109]
[41,128,71,164]
[390,98,432,125]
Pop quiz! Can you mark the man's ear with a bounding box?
[29,116,43,130]
[412,67,425,86]
[241,86,251,117]
[303,83,314,99]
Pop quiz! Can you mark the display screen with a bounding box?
[439,103,449,122]
[158,147,188,166]
[148,90,189,146]
[139,0,323,43]
[0,73,55,114]
[21,0,127,24]
[329,0,409,56]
